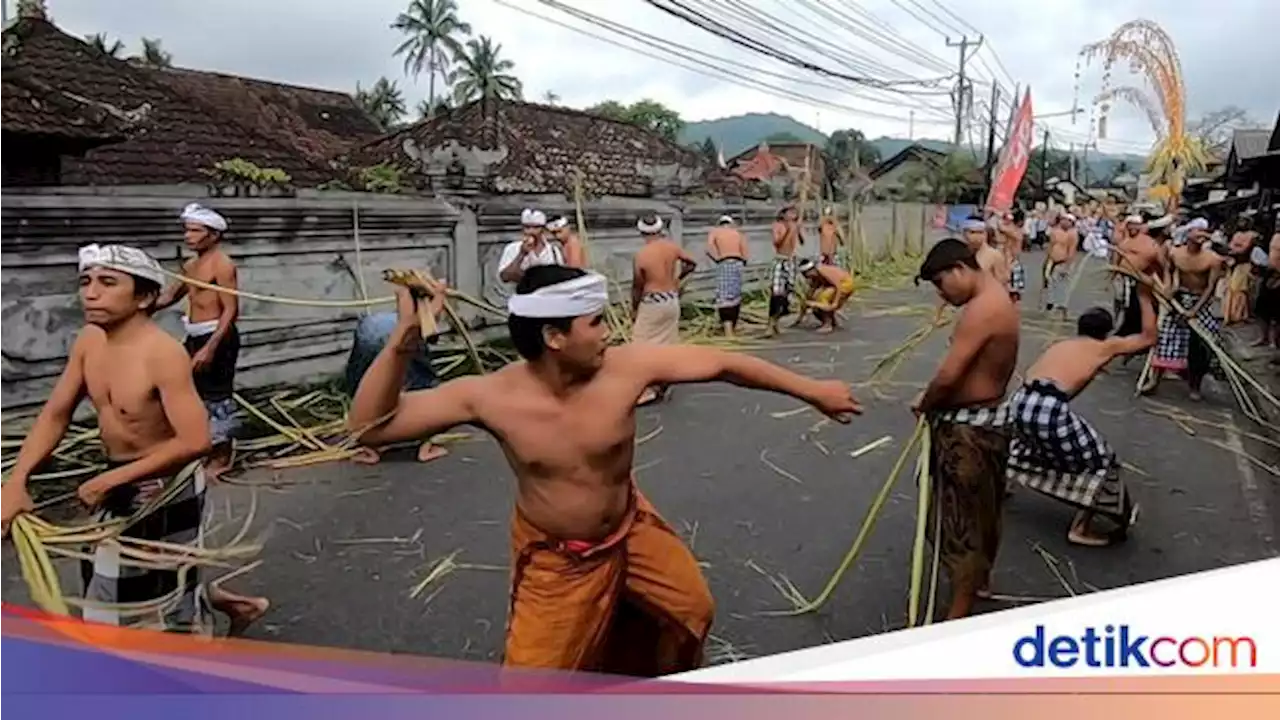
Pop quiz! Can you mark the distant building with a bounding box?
[724,141,825,200]
[1,13,381,187]
[350,99,703,197]
[866,144,983,203]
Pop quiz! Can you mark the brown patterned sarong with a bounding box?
[927,410,1011,591]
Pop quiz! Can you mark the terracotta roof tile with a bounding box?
[0,60,133,143]
[350,100,704,196]
[2,17,364,186]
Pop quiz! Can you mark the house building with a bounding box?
[1,13,381,188]
[866,144,983,203]
[723,141,825,199]
[349,99,704,198]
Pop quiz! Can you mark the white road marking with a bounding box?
[1221,408,1277,553]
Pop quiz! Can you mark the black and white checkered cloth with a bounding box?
[770,256,795,298]
[1005,380,1129,520]
[1152,288,1221,373]
[933,404,1011,428]
[1010,259,1026,293]
[714,257,745,308]
[79,461,214,633]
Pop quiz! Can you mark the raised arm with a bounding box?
[498,241,528,285]
[621,345,861,421]
[347,288,481,446]
[1,333,91,532]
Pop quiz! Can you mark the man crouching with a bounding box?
[1,245,232,632]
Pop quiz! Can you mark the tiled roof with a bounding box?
[350,100,704,196]
[1,59,136,144]
[1231,129,1271,161]
[2,17,372,186]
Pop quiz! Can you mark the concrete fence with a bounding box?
[1,185,947,415]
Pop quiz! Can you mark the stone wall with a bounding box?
[1,184,946,416]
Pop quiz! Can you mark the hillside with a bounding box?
[682,113,1146,181]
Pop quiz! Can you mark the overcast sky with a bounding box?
[27,0,1279,157]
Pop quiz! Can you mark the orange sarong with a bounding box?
[505,488,714,675]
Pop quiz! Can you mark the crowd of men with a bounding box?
[1,197,1276,678]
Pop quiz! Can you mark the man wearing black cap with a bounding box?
[913,238,1020,620]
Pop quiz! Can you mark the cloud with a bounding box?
[35,0,1278,155]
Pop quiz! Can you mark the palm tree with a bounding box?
[542,90,560,105]
[449,36,522,106]
[356,78,408,131]
[391,0,471,121]
[137,37,173,67]
[415,96,452,121]
[86,33,125,58]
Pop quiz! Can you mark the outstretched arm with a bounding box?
[1105,287,1159,357]
[623,345,861,420]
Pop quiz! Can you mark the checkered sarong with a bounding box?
[770,256,795,298]
[1009,259,1026,293]
[80,461,213,633]
[1151,288,1221,373]
[1005,380,1129,522]
[1046,261,1071,307]
[934,404,1011,428]
[714,257,744,308]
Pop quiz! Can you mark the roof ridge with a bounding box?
[155,65,358,100]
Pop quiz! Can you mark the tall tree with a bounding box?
[825,128,880,178]
[356,77,408,131]
[584,99,684,143]
[86,33,125,58]
[137,37,173,68]
[1186,105,1265,161]
[391,0,471,121]
[450,36,522,105]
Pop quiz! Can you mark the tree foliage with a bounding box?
[450,36,522,105]
[900,153,979,203]
[137,37,172,68]
[1186,105,1266,161]
[585,99,684,143]
[356,77,408,130]
[86,33,124,58]
[1016,145,1074,201]
[391,0,471,120]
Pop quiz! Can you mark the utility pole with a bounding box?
[947,35,983,147]
[982,82,1001,196]
[1039,129,1050,200]
[908,110,915,140]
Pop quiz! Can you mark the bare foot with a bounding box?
[351,447,382,465]
[417,443,449,463]
[218,595,270,637]
[1189,389,1203,402]
[816,325,835,335]
[1067,526,1113,547]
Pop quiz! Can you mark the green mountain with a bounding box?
[681,113,1146,183]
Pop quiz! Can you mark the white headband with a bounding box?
[180,202,227,232]
[1187,218,1209,231]
[521,208,546,227]
[637,215,664,234]
[507,272,609,318]
[78,244,166,286]
[961,219,986,232]
[717,215,734,225]
[1125,215,1143,224]
[546,216,568,231]
[1148,215,1174,230]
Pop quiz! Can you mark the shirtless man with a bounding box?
[1044,214,1079,318]
[706,215,749,337]
[347,264,861,673]
[1149,227,1225,401]
[998,211,1027,301]
[156,204,239,480]
[933,218,1008,325]
[1110,215,1166,364]
[1,245,263,635]
[795,258,855,334]
[913,238,1020,620]
[547,215,587,269]
[1223,217,1258,324]
[768,205,803,336]
[1007,302,1155,547]
[631,214,697,405]
[818,206,844,265]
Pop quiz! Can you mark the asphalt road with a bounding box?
[4,248,1277,666]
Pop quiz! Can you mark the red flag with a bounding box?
[985,89,1035,213]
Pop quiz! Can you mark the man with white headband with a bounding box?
[1109,212,1163,356]
[631,213,697,405]
[347,264,862,674]
[156,204,270,633]
[1044,213,1079,318]
[767,204,803,336]
[1148,218,1225,401]
[818,205,843,265]
[497,208,562,285]
[931,217,1010,325]
[545,214,586,269]
[706,214,749,337]
[2,245,225,634]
